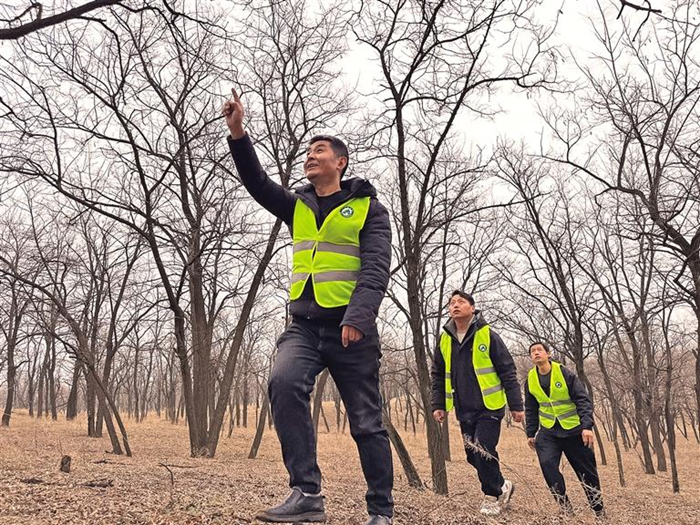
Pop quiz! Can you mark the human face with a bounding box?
[304,140,346,185]
[449,295,474,322]
[529,344,550,366]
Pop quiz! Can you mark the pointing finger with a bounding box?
[231,87,240,103]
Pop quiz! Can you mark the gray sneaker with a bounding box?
[480,496,501,517]
[256,487,326,523]
[498,479,515,508]
[365,516,392,525]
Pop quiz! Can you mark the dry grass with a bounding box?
[1,409,699,524]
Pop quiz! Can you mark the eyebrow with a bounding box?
[306,144,326,154]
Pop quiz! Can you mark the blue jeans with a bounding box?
[268,317,394,517]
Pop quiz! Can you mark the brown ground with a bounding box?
[1,409,698,524]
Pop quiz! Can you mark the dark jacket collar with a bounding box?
[295,177,376,212]
[443,310,488,341]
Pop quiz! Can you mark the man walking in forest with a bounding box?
[525,342,605,518]
[431,291,524,517]
[222,89,393,525]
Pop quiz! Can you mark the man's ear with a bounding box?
[338,156,348,172]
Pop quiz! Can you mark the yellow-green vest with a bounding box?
[290,197,370,308]
[527,361,581,430]
[439,325,507,412]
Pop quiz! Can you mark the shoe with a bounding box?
[559,500,575,518]
[595,507,607,520]
[256,487,326,523]
[498,479,515,509]
[480,496,501,517]
[364,516,392,525]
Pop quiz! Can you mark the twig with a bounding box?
[83,478,113,488]
[92,459,125,465]
[159,463,176,509]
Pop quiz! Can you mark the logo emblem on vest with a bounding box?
[555,381,562,388]
[478,344,487,352]
[340,206,354,218]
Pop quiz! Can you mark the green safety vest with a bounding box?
[527,361,581,430]
[290,197,370,308]
[439,325,507,412]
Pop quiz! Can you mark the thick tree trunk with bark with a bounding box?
[2,341,17,426]
[66,360,81,420]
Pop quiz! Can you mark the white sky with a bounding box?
[337,0,674,152]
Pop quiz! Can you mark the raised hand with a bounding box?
[222,87,245,139]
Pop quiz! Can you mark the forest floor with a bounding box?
[1,409,699,525]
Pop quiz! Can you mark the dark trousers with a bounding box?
[534,430,604,513]
[460,413,504,497]
[268,317,394,517]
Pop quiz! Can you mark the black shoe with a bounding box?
[256,487,326,523]
[559,501,575,518]
[364,516,392,525]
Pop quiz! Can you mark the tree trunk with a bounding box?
[641,313,667,472]
[650,416,667,472]
[27,355,37,418]
[663,314,680,493]
[579,371,607,466]
[66,360,81,420]
[133,345,140,423]
[406,279,448,494]
[334,388,342,432]
[249,392,270,459]
[383,409,422,489]
[37,360,45,418]
[86,370,97,436]
[205,221,283,457]
[48,336,57,420]
[2,341,17,426]
[441,417,451,462]
[190,259,211,454]
[313,369,330,436]
[243,376,249,428]
[612,415,626,487]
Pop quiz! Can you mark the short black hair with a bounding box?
[450,290,474,306]
[308,135,349,178]
[528,341,551,354]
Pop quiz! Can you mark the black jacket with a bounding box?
[430,311,523,421]
[524,363,594,438]
[227,134,391,335]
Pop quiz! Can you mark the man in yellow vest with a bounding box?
[525,342,605,518]
[431,291,524,517]
[223,90,393,524]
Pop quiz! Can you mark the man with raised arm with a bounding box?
[222,89,393,525]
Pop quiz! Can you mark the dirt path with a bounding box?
[1,411,698,524]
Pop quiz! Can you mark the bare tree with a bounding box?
[0,215,37,426]
[352,0,558,494]
[542,0,700,433]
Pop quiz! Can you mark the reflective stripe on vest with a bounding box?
[439,325,507,412]
[440,333,454,411]
[290,197,370,308]
[527,361,581,430]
